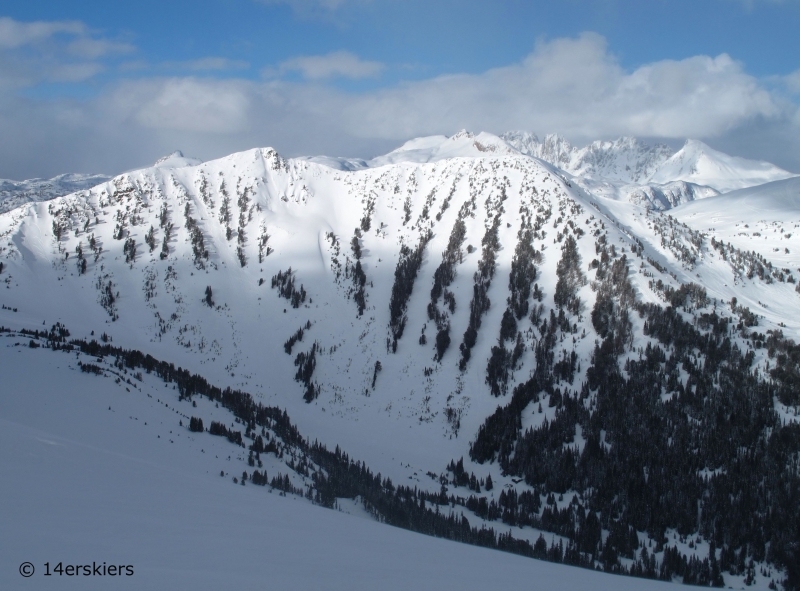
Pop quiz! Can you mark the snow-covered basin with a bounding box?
[0,345,679,591]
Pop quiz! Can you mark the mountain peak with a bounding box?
[153,150,203,169]
[649,139,795,193]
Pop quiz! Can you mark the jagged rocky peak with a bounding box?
[502,131,674,184]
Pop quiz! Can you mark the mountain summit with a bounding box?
[648,139,793,192]
[153,150,204,169]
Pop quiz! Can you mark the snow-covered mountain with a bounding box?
[306,130,795,210]
[303,130,519,171]
[1,133,798,589]
[648,139,794,193]
[0,172,110,214]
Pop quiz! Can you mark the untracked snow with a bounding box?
[1,345,683,591]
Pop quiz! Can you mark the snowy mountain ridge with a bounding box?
[302,130,794,210]
[1,132,793,217]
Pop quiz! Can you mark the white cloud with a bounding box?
[50,62,106,83]
[329,33,781,142]
[0,17,136,89]
[277,51,384,80]
[783,69,800,95]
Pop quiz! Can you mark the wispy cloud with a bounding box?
[255,0,375,23]
[116,57,251,74]
[181,57,250,71]
[274,50,383,80]
[67,37,135,60]
[257,0,369,12]
[782,69,800,95]
[118,77,253,133]
[49,62,106,83]
[0,16,136,89]
[0,17,85,49]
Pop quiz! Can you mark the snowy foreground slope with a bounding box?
[1,132,799,589]
[0,345,679,591]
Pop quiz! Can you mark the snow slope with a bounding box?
[573,177,720,211]
[0,345,685,591]
[671,175,800,312]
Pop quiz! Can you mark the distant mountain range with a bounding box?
[0,151,203,214]
[1,136,794,215]
[0,173,111,215]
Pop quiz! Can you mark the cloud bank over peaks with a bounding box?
[343,33,781,142]
[0,25,798,180]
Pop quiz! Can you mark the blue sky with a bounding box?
[1,0,799,178]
